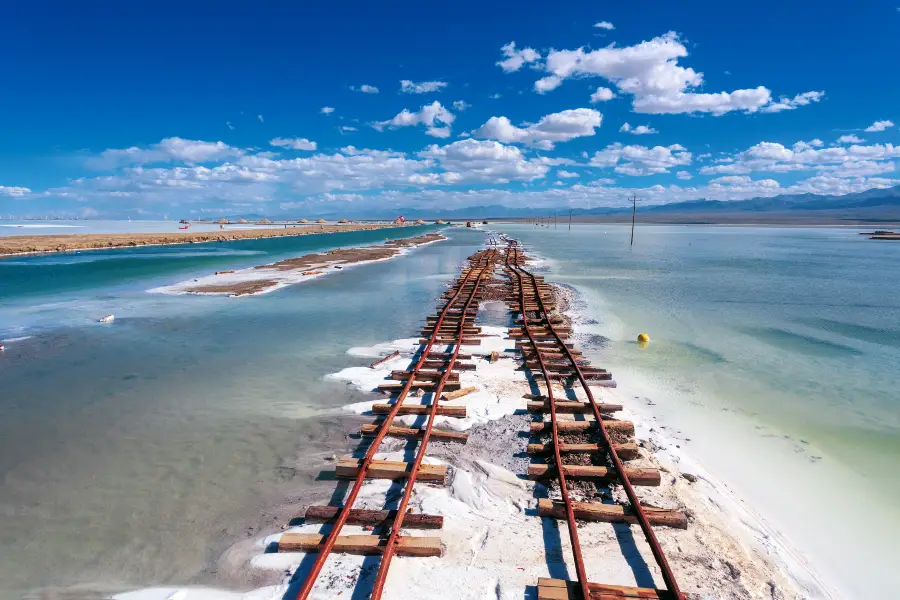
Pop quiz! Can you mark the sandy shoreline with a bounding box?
[0,223,410,257]
[112,247,838,600]
[150,233,446,296]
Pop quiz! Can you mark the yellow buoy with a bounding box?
[637,333,651,348]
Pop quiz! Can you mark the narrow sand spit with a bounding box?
[150,233,445,296]
[0,223,407,257]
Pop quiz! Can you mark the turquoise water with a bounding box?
[0,226,486,599]
[1,226,437,335]
[3,223,898,598]
[493,223,900,599]
[0,219,336,236]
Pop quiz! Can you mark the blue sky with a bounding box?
[1,0,899,218]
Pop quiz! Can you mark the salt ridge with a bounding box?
[149,237,445,297]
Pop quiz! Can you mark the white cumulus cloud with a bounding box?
[534,76,563,94]
[419,139,550,184]
[0,185,31,197]
[400,80,448,94]
[699,140,900,178]
[865,120,895,132]
[536,31,820,116]
[453,100,471,111]
[590,87,615,103]
[589,142,692,175]
[837,135,864,144]
[620,122,658,135]
[792,139,824,151]
[497,42,541,73]
[474,108,602,150]
[425,126,452,138]
[374,101,455,135]
[270,137,317,151]
[594,21,615,30]
[759,91,825,113]
[88,138,244,169]
[351,84,380,94]
[321,106,335,114]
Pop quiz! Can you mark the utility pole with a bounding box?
[630,193,637,247]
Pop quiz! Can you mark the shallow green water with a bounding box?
[0,226,486,599]
[494,223,900,599]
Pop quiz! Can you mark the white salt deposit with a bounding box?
[118,291,838,600]
[150,236,445,296]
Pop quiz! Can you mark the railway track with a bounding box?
[283,247,501,600]
[279,237,687,599]
[503,240,686,600]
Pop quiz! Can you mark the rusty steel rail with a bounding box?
[369,249,498,600]
[292,249,497,600]
[504,242,683,599]
[503,246,592,600]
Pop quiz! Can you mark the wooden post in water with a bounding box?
[569,209,572,231]
[630,194,637,247]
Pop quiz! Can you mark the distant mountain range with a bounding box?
[392,184,900,224]
[215,184,900,224]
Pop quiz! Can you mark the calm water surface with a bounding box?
[3,223,898,599]
[494,223,900,599]
[0,226,485,599]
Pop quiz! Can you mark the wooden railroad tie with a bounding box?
[426,352,472,360]
[442,385,478,400]
[369,350,401,369]
[527,399,621,414]
[529,371,612,381]
[522,359,599,369]
[421,326,481,333]
[537,498,687,529]
[537,577,684,600]
[422,360,476,370]
[510,326,572,334]
[528,464,661,487]
[509,332,570,340]
[336,458,447,483]
[425,316,478,322]
[417,337,482,345]
[516,341,577,350]
[525,363,597,372]
[278,533,442,557]
[389,370,461,381]
[527,441,640,460]
[514,317,564,325]
[520,352,586,361]
[370,403,466,417]
[377,381,462,392]
[530,420,635,435]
